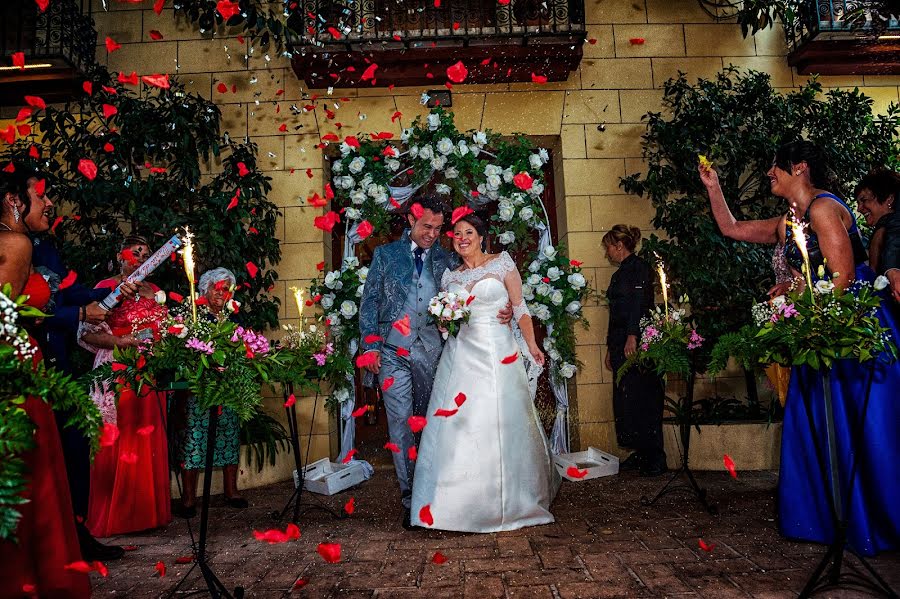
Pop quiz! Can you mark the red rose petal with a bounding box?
[119,452,138,464]
[216,0,241,20]
[246,261,259,278]
[566,465,589,479]
[450,206,474,225]
[500,352,518,364]
[396,347,410,357]
[99,422,120,447]
[407,445,417,461]
[77,159,97,181]
[342,449,357,463]
[723,454,737,478]
[698,538,716,552]
[356,220,374,240]
[174,555,194,564]
[283,393,296,408]
[630,37,645,45]
[344,497,355,515]
[136,425,155,436]
[155,561,166,577]
[351,406,367,418]
[432,551,448,564]
[513,172,533,191]
[381,376,395,391]
[104,37,121,53]
[384,441,400,453]
[446,60,468,83]
[153,0,165,15]
[434,408,458,417]
[392,314,411,337]
[531,73,547,84]
[35,0,50,12]
[59,269,78,289]
[419,505,434,526]
[407,415,427,433]
[364,334,383,344]
[149,30,164,40]
[454,392,466,407]
[409,202,424,219]
[355,352,378,369]
[317,543,341,563]
[141,74,170,89]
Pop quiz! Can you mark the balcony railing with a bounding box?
[785,0,900,74]
[288,0,585,87]
[1,0,97,105]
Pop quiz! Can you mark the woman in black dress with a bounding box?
[603,225,666,476]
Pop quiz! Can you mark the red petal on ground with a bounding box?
[344,497,355,515]
[155,561,166,577]
[174,555,194,564]
[698,538,716,552]
[446,60,468,83]
[317,543,342,563]
[153,0,165,15]
[530,73,547,84]
[361,63,378,81]
[216,0,241,20]
[629,37,645,44]
[63,561,93,573]
[141,74,170,89]
[149,30,164,40]
[24,95,46,109]
[432,551,448,564]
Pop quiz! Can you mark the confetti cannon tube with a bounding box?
[98,234,183,310]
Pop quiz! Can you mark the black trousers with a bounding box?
[55,408,92,523]
[609,341,665,463]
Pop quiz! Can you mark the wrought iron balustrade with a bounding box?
[1,0,97,73]
[291,0,585,49]
[786,0,900,51]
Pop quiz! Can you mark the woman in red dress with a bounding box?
[0,169,92,597]
[79,236,172,537]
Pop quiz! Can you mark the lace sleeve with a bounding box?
[502,254,531,321]
[440,267,451,291]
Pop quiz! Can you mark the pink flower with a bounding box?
[313,353,326,366]
[186,337,214,354]
[687,329,704,350]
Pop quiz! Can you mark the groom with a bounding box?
[359,196,510,529]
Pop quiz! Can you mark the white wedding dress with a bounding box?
[410,251,556,532]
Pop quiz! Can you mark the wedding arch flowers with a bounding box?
[324,106,551,252]
[307,256,368,350]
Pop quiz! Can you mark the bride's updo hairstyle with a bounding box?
[454,212,489,252]
[601,224,641,252]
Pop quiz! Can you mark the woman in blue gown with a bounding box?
[699,140,900,556]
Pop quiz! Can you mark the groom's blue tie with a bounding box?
[413,246,425,276]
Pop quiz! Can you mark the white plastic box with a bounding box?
[553,447,620,481]
[293,458,368,495]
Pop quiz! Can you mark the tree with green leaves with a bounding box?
[1,65,281,331]
[621,66,900,379]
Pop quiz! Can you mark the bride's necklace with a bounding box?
[464,253,490,271]
[0,222,12,231]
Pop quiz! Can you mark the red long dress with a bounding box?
[85,280,171,537]
[0,273,92,598]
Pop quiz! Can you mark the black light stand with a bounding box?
[271,383,344,523]
[796,366,897,598]
[165,403,243,599]
[640,372,718,515]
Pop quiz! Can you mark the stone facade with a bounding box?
[9,0,897,483]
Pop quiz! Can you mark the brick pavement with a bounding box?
[93,465,899,598]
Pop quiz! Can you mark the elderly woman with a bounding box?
[176,267,247,517]
[855,169,899,274]
[79,235,172,536]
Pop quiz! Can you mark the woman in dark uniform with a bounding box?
[603,225,666,476]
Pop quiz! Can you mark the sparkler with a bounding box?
[290,286,305,335]
[655,252,669,319]
[182,229,198,323]
[789,215,815,301]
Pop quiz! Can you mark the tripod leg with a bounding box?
[798,542,839,599]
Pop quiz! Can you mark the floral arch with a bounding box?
[306,106,592,463]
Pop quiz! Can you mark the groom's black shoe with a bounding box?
[619,452,642,472]
[402,507,415,531]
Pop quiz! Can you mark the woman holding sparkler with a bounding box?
[699,140,899,556]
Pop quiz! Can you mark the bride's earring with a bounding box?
[13,205,20,223]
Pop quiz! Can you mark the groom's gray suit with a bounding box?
[360,229,458,508]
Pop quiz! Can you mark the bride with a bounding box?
[410,213,557,532]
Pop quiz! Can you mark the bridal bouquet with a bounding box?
[617,297,703,383]
[428,290,472,339]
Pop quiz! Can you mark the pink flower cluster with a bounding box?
[232,326,270,355]
[640,325,661,351]
[312,342,335,366]
[186,337,214,354]
[687,329,704,350]
[771,302,798,322]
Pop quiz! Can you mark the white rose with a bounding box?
[154,290,167,304]
[527,274,541,285]
[332,161,344,174]
[567,273,586,289]
[348,156,366,174]
[549,348,561,361]
[815,279,835,294]
[444,166,459,179]
[429,302,443,316]
[559,362,577,378]
[343,256,359,269]
[497,231,515,245]
[533,304,551,321]
[529,182,545,196]
[324,271,343,290]
[511,193,526,205]
[542,245,557,260]
[522,284,534,300]
[519,206,534,222]
[339,142,353,156]
[542,336,556,351]
[529,260,541,273]
[435,183,451,195]
[427,114,441,131]
[874,275,889,291]
[436,137,454,155]
[327,312,341,325]
[373,191,389,204]
[335,175,352,189]
[357,266,369,282]
[441,307,452,319]
[409,145,419,158]
[340,300,358,319]
[529,153,544,170]
[400,128,412,143]
[456,140,469,156]
[486,174,502,190]
[345,207,361,221]
[349,189,366,205]
[386,159,400,172]
[320,293,335,309]
[431,155,447,171]
[502,168,514,183]
[546,266,562,281]
[473,131,487,145]
[419,145,434,160]
[536,282,551,296]
[550,290,564,305]
[484,164,501,177]
[168,323,188,338]
[356,284,364,297]
[538,148,549,163]
[226,298,241,313]
[334,387,350,403]
[565,300,581,314]
[771,294,787,308]
[497,205,514,222]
